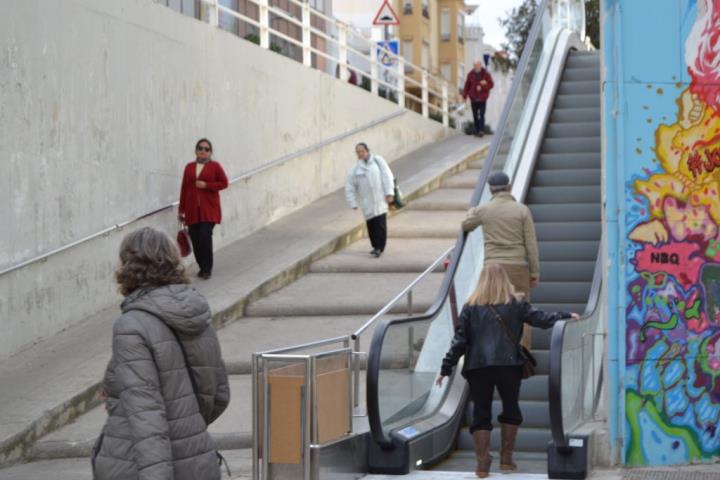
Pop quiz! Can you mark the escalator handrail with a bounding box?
[366,0,554,447]
[548,239,604,447]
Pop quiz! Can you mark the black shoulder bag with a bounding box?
[488,305,537,379]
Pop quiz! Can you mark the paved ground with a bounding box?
[0,135,488,475]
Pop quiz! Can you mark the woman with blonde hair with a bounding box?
[436,263,578,478]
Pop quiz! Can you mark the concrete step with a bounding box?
[219,315,371,372]
[310,238,453,274]
[411,188,472,211]
[469,158,484,169]
[0,449,252,480]
[388,210,465,238]
[246,272,445,316]
[441,169,482,188]
[29,375,253,461]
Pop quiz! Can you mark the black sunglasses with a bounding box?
[196,146,211,152]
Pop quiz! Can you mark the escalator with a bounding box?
[364,1,602,476]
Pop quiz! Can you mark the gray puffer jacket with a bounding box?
[93,284,230,480]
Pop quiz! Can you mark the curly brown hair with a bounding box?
[115,227,190,297]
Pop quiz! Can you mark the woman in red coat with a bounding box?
[178,139,229,279]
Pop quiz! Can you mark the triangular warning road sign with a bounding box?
[372,0,400,26]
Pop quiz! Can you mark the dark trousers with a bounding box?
[466,366,523,432]
[366,214,387,252]
[471,100,487,134]
[188,222,215,274]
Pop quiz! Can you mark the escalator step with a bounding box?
[561,67,600,82]
[535,222,601,241]
[537,260,596,281]
[554,94,600,109]
[531,169,601,187]
[551,107,601,123]
[557,80,599,95]
[541,136,601,154]
[533,327,552,350]
[536,152,600,170]
[531,281,592,303]
[545,121,601,138]
[531,303,589,316]
[527,186,601,204]
[457,428,551,452]
[565,53,600,69]
[529,203,600,222]
[538,241,600,261]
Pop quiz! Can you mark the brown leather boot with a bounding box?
[472,430,492,478]
[499,423,519,471]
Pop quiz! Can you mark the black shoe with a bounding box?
[198,272,212,280]
[370,249,381,258]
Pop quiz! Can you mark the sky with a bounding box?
[466,0,525,49]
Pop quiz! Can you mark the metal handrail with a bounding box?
[352,246,453,341]
[0,110,405,277]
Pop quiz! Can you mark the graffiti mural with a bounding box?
[624,0,720,466]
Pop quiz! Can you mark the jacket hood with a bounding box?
[121,284,211,336]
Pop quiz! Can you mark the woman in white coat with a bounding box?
[345,142,395,257]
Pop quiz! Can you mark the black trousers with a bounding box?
[366,214,387,252]
[471,100,487,134]
[466,366,523,432]
[188,222,215,274]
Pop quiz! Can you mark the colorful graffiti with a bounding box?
[625,0,720,466]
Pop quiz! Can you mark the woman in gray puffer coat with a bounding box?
[93,227,230,480]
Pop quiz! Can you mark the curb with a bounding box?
[1,143,488,466]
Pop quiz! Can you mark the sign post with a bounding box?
[373,1,400,96]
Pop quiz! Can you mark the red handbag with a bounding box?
[177,226,192,257]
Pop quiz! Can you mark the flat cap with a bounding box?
[488,172,510,187]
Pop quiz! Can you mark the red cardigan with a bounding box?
[463,68,494,102]
[178,160,229,226]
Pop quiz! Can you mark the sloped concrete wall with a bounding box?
[0,0,450,359]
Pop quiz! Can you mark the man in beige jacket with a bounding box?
[462,172,540,349]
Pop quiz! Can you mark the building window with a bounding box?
[421,41,430,70]
[457,12,465,43]
[441,8,450,41]
[159,0,199,18]
[441,63,451,81]
[421,0,429,19]
[403,39,414,71]
[218,0,239,34]
[403,0,413,15]
[309,0,324,10]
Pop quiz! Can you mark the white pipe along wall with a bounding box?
[0,0,451,360]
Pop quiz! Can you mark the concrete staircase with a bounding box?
[0,140,486,479]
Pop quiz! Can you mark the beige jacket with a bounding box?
[461,192,540,279]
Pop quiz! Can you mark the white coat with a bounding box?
[345,155,395,220]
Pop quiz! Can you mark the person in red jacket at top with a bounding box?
[178,138,228,280]
[463,60,494,137]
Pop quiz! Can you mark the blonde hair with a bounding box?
[467,263,520,306]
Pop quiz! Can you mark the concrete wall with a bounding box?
[0,0,450,360]
[603,0,720,466]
